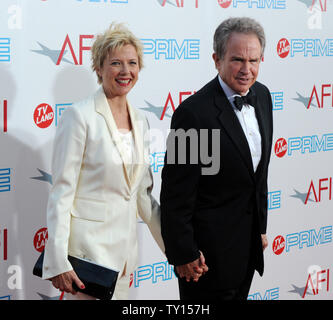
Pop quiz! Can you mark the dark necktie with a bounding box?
[233,91,255,111]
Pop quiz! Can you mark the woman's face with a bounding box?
[97,44,140,99]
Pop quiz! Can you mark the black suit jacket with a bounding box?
[160,76,273,290]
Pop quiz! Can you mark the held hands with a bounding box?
[51,270,85,295]
[176,236,267,284]
[261,234,268,251]
[176,251,209,282]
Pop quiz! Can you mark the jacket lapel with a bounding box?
[213,77,255,177]
[127,101,145,188]
[94,87,131,188]
[252,91,268,178]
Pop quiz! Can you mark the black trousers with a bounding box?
[177,211,260,301]
[177,261,255,300]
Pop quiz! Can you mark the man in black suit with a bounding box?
[160,17,273,300]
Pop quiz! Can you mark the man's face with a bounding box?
[213,32,262,95]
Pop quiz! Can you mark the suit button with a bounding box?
[124,195,130,201]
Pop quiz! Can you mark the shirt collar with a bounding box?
[217,74,251,109]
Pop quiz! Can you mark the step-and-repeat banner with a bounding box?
[1,0,332,300]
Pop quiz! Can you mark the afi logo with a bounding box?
[305,177,332,204]
[139,91,195,120]
[0,228,8,261]
[303,267,330,298]
[159,0,199,7]
[32,34,93,65]
[304,0,328,12]
[307,84,333,109]
[1,100,7,133]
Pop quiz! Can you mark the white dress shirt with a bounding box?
[118,129,136,182]
[218,75,262,172]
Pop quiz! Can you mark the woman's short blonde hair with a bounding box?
[91,22,144,84]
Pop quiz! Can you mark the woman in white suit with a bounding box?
[42,23,164,300]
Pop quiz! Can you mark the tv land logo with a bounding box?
[274,133,333,157]
[247,287,279,300]
[33,228,48,253]
[0,168,11,193]
[158,0,199,7]
[277,38,333,58]
[217,0,286,9]
[0,38,11,62]
[33,103,72,128]
[130,260,176,288]
[31,35,94,66]
[34,103,54,128]
[274,138,287,158]
[272,225,332,255]
[141,39,200,60]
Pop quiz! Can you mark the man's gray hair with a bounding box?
[213,17,266,59]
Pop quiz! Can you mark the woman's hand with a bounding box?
[51,270,85,295]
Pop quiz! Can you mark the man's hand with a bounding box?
[261,234,268,251]
[176,251,209,282]
[51,270,85,295]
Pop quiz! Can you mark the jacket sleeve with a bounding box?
[136,118,165,254]
[137,166,165,253]
[259,87,274,234]
[42,106,86,280]
[160,106,201,266]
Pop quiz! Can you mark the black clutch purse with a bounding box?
[33,251,119,300]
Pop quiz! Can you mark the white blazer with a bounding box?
[42,87,165,280]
